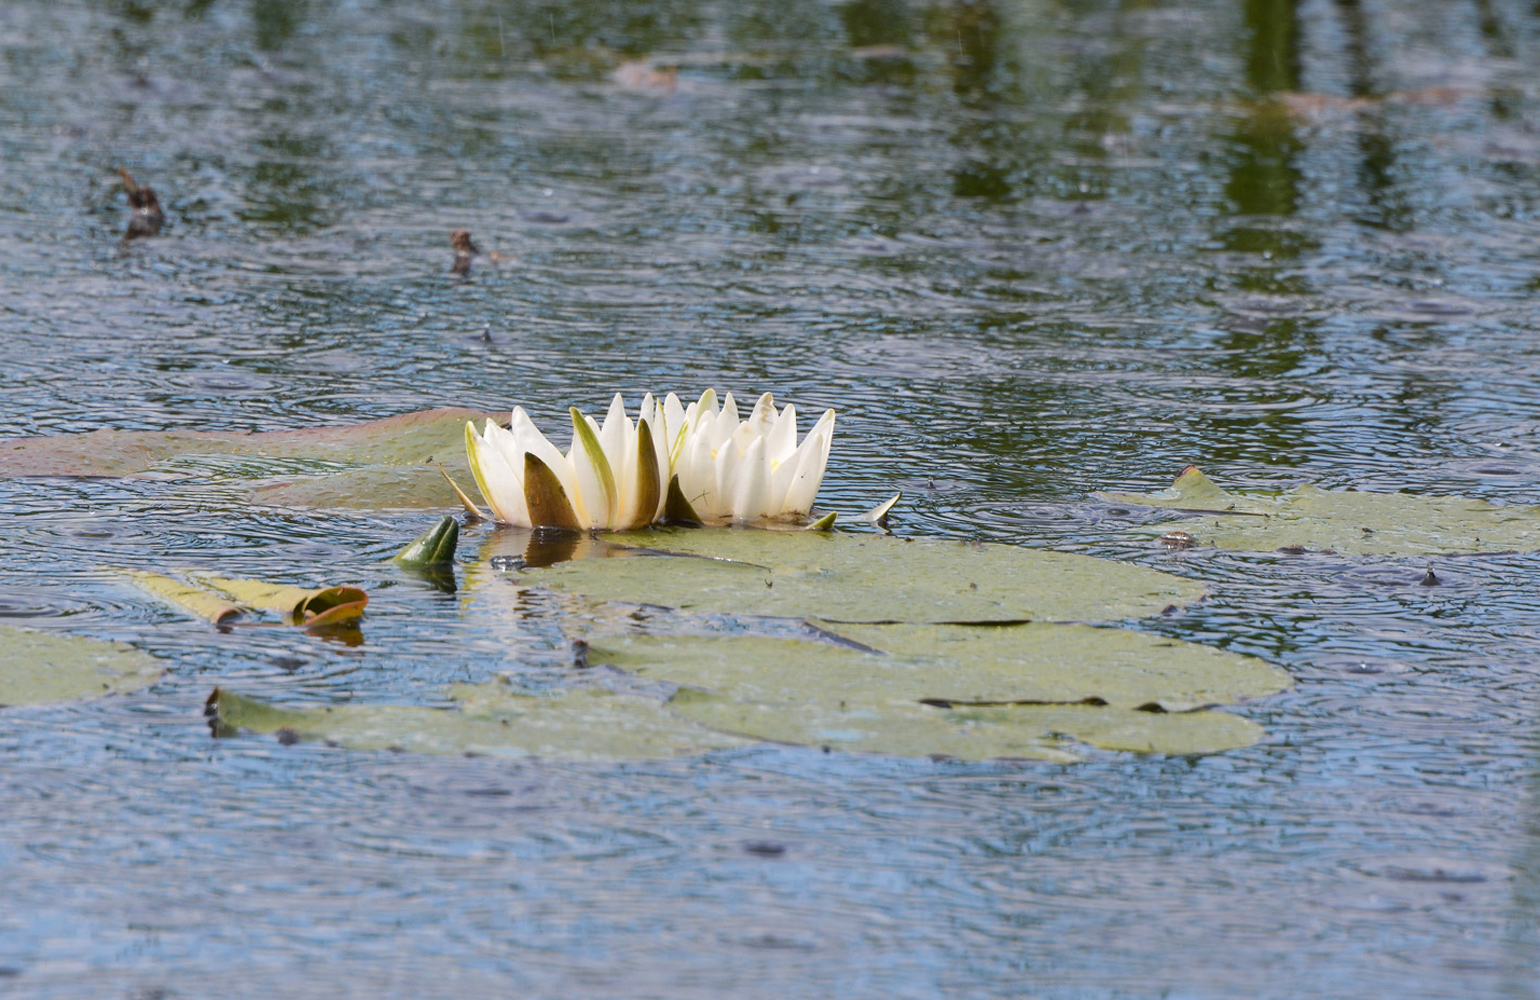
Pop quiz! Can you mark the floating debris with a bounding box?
[118,167,164,238]
[450,229,512,276]
[1159,530,1197,550]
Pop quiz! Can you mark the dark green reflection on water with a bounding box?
[1225,0,1301,223]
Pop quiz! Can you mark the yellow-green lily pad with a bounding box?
[206,683,750,760]
[1098,466,1540,555]
[522,528,1205,623]
[588,627,1288,757]
[127,570,367,626]
[673,690,1262,759]
[0,627,162,706]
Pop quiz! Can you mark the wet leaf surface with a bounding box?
[589,629,1285,757]
[128,570,367,626]
[207,683,749,760]
[523,528,1206,622]
[0,627,162,706]
[1099,467,1540,555]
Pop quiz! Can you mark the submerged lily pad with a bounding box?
[1098,466,1540,555]
[0,408,491,510]
[521,528,1205,623]
[589,628,1288,757]
[206,683,749,759]
[0,627,162,706]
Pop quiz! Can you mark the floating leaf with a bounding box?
[819,622,1291,711]
[0,408,493,510]
[205,683,749,760]
[247,467,466,511]
[674,690,1261,759]
[127,570,367,627]
[200,577,368,626]
[0,627,162,706]
[522,528,1205,622]
[588,629,1278,757]
[124,569,243,623]
[1099,466,1540,555]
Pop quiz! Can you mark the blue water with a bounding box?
[3,0,1540,996]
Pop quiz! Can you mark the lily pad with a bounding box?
[589,627,1288,756]
[1098,466,1540,555]
[0,408,492,510]
[246,466,473,511]
[520,528,1205,623]
[124,570,242,623]
[674,690,1262,759]
[206,683,749,759]
[0,627,162,706]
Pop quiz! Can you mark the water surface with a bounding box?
[3,0,1540,996]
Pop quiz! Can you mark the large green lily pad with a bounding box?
[589,627,1288,756]
[521,528,1205,622]
[1098,466,1540,555]
[0,408,491,510]
[674,690,1262,759]
[0,627,162,706]
[206,682,749,759]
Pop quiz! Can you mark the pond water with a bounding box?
[4,0,1540,996]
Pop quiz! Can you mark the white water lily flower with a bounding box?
[673,389,836,522]
[465,393,675,530]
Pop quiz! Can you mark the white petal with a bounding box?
[682,428,720,518]
[713,426,743,515]
[465,421,529,525]
[728,420,758,458]
[729,436,771,520]
[765,403,798,466]
[568,410,616,528]
[715,393,740,449]
[598,393,629,466]
[663,392,685,441]
[509,408,570,484]
[746,392,778,442]
[779,408,835,514]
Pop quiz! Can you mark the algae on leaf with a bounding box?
[589,628,1288,757]
[206,683,750,760]
[0,627,162,706]
[1099,466,1540,555]
[522,528,1205,623]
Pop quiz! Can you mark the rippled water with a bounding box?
[4,0,1540,996]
